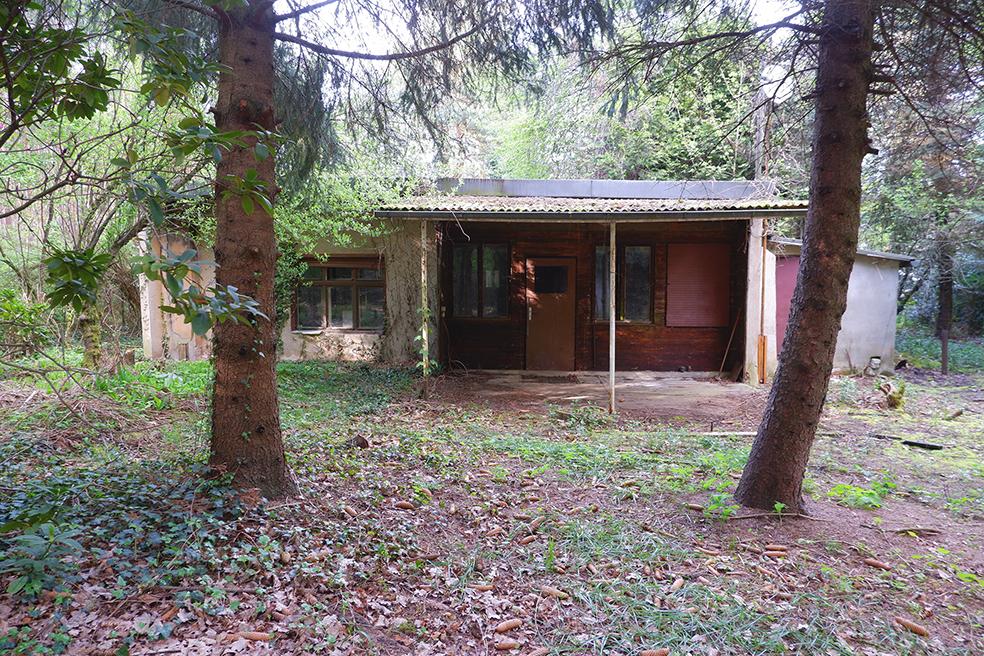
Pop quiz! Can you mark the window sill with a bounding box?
[592,320,655,325]
[291,328,384,335]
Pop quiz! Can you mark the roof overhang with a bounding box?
[375,194,809,223]
[769,237,915,265]
[375,208,808,222]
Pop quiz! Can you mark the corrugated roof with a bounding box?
[376,195,808,220]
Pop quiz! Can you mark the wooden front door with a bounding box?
[526,257,576,370]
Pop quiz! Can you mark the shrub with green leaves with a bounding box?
[0,289,53,357]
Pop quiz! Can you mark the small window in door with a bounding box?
[534,266,568,293]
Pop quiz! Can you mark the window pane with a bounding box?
[328,286,353,328]
[623,246,652,321]
[327,267,353,280]
[452,245,479,317]
[534,265,568,293]
[482,244,509,317]
[358,287,385,329]
[302,266,324,280]
[595,246,610,319]
[296,286,324,328]
[358,267,382,280]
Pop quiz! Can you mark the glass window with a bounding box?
[482,244,509,317]
[452,245,479,317]
[623,246,652,321]
[534,265,568,293]
[327,267,352,280]
[295,259,384,331]
[328,286,353,328]
[595,244,652,322]
[358,287,385,329]
[595,246,611,320]
[296,286,325,329]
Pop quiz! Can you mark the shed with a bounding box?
[768,237,915,373]
[137,178,910,393]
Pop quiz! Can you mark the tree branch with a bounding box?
[273,0,339,24]
[272,21,484,61]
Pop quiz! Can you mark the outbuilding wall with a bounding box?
[138,220,436,364]
[771,250,902,372]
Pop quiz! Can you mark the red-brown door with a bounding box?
[526,257,575,370]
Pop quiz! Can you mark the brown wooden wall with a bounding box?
[437,220,748,372]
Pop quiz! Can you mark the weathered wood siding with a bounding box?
[439,220,748,371]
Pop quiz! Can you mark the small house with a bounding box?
[139,178,911,383]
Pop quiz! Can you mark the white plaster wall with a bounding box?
[744,219,778,384]
[833,255,901,371]
[140,220,438,365]
[764,249,902,375]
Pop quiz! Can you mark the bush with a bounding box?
[0,289,53,358]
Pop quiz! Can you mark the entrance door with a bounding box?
[526,257,576,370]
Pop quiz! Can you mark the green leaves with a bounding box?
[221,168,274,216]
[3,8,121,130]
[44,248,113,312]
[132,252,269,336]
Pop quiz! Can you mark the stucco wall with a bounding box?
[137,232,214,361]
[279,219,438,364]
[743,219,778,384]
[769,249,901,374]
[834,255,901,371]
[140,220,437,365]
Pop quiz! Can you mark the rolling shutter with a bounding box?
[666,243,731,327]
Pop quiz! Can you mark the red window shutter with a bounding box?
[666,243,731,327]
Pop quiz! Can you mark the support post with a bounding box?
[609,221,616,414]
[420,220,430,378]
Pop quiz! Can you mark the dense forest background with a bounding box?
[1,3,980,364]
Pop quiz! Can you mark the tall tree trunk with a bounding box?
[735,0,875,512]
[210,3,295,498]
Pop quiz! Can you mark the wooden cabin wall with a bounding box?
[438,220,748,371]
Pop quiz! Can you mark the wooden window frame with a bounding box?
[450,242,511,321]
[292,257,385,333]
[592,243,655,324]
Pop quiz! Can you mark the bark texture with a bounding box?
[79,303,102,369]
[735,0,875,512]
[210,3,295,498]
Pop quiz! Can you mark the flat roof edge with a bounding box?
[374,208,809,221]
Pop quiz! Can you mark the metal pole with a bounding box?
[420,220,430,378]
[609,221,616,414]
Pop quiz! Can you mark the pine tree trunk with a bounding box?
[735,0,874,513]
[210,3,295,498]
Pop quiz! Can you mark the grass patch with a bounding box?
[897,330,984,373]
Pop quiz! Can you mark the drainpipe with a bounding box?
[609,221,616,413]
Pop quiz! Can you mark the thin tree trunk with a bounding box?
[210,3,295,498]
[79,303,102,369]
[735,0,875,513]
[935,239,954,339]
